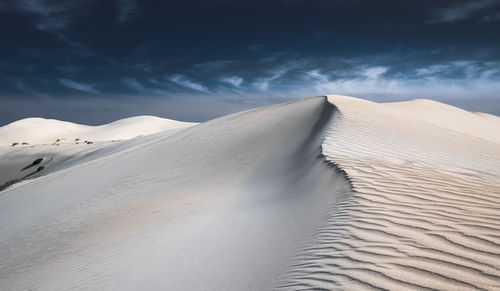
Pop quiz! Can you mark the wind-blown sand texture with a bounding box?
[281,96,500,290]
[0,96,499,290]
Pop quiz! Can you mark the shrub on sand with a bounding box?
[0,178,24,191]
[33,158,43,165]
[37,166,45,172]
[12,142,19,146]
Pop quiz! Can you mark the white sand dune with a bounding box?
[281,95,500,290]
[0,117,196,186]
[384,98,500,144]
[0,96,499,290]
[0,116,196,146]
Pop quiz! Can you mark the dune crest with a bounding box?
[280,95,500,290]
[0,96,499,290]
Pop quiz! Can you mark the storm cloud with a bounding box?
[1,0,499,124]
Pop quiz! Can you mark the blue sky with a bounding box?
[1,0,500,124]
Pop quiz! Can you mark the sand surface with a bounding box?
[0,117,196,185]
[0,115,196,146]
[281,96,500,290]
[0,96,499,290]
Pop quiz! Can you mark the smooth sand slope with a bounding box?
[1,96,499,290]
[0,97,350,290]
[0,117,196,186]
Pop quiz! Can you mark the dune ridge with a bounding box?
[0,96,499,290]
[0,97,351,290]
[279,95,500,290]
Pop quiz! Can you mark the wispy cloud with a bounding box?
[362,67,388,80]
[427,0,500,23]
[50,56,500,100]
[122,78,144,91]
[121,78,168,95]
[57,34,93,57]
[220,76,243,88]
[304,66,394,96]
[415,64,451,76]
[303,61,500,100]
[58,79,101,94]
[17,0,75,32]
[168,74,208,92]
[413,61,500,80]
[306,70,328,83]
[116,0,138,22]
[252,68,287,91]
[15,0,93,57]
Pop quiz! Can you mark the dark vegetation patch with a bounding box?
[0,178,24,192]
[21,158,44,171]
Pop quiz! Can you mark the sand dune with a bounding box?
[384,98,500,144]
[0,116,196,146]
[0,96,499,290]
[281,95,500,290]
[0,117,196,187]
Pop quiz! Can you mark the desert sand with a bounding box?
[0,115,196,146]
[0,96,499,290]
[0,116,196,186]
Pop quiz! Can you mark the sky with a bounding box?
[1,0,500,125]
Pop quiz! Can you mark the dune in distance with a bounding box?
[0,95,499,290]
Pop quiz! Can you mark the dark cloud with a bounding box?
[0,0,499,125]
[115,0,138,22]
[427,0,500,23]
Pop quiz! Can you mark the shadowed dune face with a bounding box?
[0,95,499,290]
